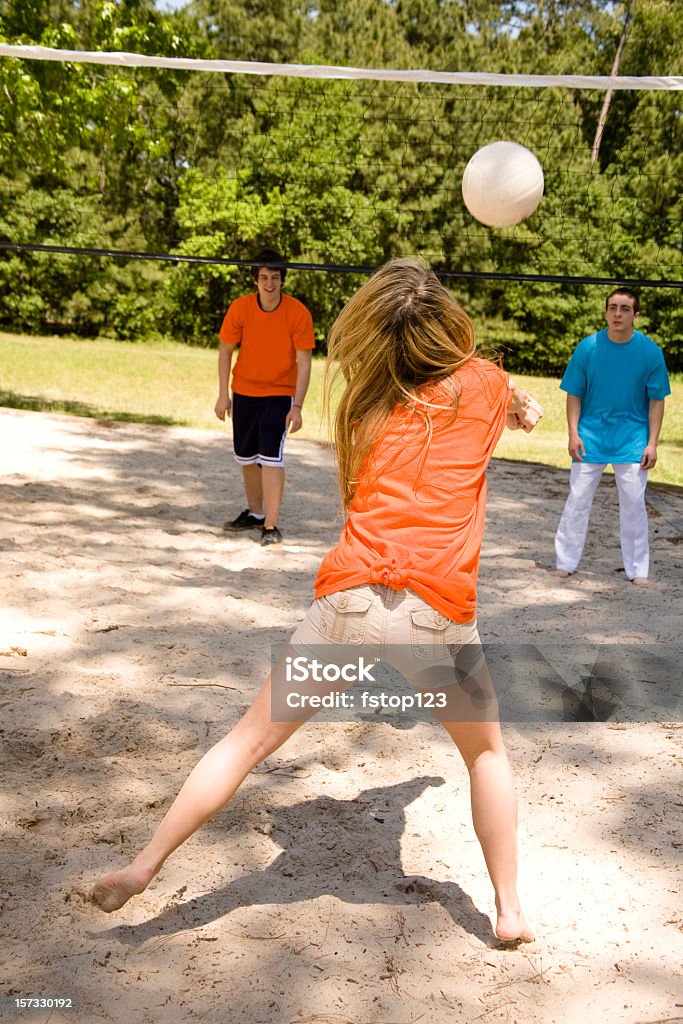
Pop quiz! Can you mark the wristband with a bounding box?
[292,403,302,409]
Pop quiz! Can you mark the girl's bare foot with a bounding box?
[89,860,155,913]
[495,908,535,943]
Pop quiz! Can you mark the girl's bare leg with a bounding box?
[441,718,534,943]
[90,674,303,913]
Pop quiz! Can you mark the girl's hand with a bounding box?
[508,386,543,432]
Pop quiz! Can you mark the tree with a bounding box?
[0,0,207,336]
[0,0,680,365]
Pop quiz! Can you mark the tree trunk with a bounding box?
[591,9,632,167]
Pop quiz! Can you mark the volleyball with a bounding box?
[462,141,544,228]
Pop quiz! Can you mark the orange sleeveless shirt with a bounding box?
[314,358,510,623]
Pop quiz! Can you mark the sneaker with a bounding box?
[223,509,264,532]
[260,526,283,546]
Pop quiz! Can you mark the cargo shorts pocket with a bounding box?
[316,590,373,644]
[410,609,468,660]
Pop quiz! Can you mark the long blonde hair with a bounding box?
[324,257,476,510]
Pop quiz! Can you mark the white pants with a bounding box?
[555,462,650,579]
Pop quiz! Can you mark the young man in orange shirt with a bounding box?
[214,250,315,545]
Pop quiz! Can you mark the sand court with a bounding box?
[1,408,681,1024]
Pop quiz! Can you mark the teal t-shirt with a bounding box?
[560,329,671,463]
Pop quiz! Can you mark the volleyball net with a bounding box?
[0,43,681,358]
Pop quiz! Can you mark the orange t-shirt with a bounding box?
[219,292,315,397]
[314,358,511,623]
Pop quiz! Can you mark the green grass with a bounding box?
[1,332,681,486]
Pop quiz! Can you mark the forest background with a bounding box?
[0,0,681,372]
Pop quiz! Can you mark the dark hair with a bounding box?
[251,248,287,284]
[606,287,639,314]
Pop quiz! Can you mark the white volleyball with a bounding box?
[462,141,544,228]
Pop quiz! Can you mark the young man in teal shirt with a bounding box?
[555,288,670,584]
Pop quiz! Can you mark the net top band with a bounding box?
[1,43,681,92]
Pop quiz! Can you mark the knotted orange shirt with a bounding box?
[315,358,511,622]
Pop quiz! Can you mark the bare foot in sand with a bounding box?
[631,577,649,586]
[89,860,155,913]
[495,908,535,944]
[555,569,573,579]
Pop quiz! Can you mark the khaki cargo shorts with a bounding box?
[271,584,498,723]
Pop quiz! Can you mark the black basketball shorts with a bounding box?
[231,393,293,468]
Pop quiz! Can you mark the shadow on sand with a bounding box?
[91,775,498,949]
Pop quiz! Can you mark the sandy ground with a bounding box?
[0,407,682,1024]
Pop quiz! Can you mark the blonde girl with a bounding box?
[91,259,541,942]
